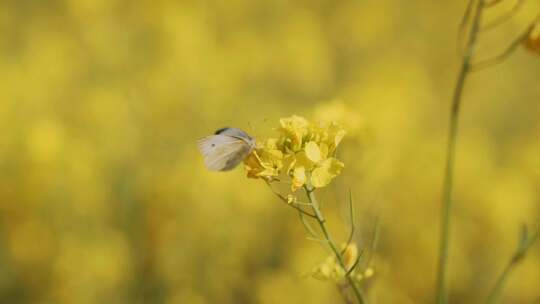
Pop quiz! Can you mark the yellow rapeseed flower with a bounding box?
[244,115,346,191]
[279,115,310,152]
[243,139,283,180]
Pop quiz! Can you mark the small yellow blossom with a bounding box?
[342,243,359,270]
[279,115,310,152]
[354,267,375,282]
[286,194,296,205]
[364,267,374,278]
[291,166,306,192]
[311,158,345,188]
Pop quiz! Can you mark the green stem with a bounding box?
[436,1,484,303]
[485,227,540,304]
[304,186,367,304]
[485,259,514,304]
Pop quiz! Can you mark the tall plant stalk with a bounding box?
[437,1,539,303]
[436,1,484,303]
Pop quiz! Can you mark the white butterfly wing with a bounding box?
[197,135,253,171]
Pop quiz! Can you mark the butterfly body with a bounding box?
[197,128,256,171]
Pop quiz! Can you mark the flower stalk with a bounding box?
[437,2,485,303]
[304,185,367,304]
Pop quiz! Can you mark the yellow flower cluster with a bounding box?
[308,243,374,283]
[243,115,346,191]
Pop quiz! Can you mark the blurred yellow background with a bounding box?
[1,0,540,303]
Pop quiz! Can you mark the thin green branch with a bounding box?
[293,201,314,206]
[304,185,368,304]
[346,250,364,276]
[471,24,534,72]
[306,236,330,244]
[527,226,540,247]
[366,215,381,267]
[483,0,503,7]
[265,181,317,218]
[458,0,477,56]
[298,210,322,239]
[437,1,485,304]
[342,189,356,255]
[485,225,540,304]
[481,0,524,31]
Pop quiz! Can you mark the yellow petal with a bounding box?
[327,123,346,154]
[286,158,297,176]
[334,129,346,147]
[267,149,283,160]
[311,158,344,188]
[304,141,322,163]
[319,142,329,159]
[295,151,315,171]
[243,152,264,178]
[279,115,309,152]
[327,158,344,175]
[291,166,306,191]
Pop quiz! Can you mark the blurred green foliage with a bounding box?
[1,0,540,303]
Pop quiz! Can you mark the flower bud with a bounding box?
[523,24,540,55]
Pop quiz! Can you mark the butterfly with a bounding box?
[197,127,256,171]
